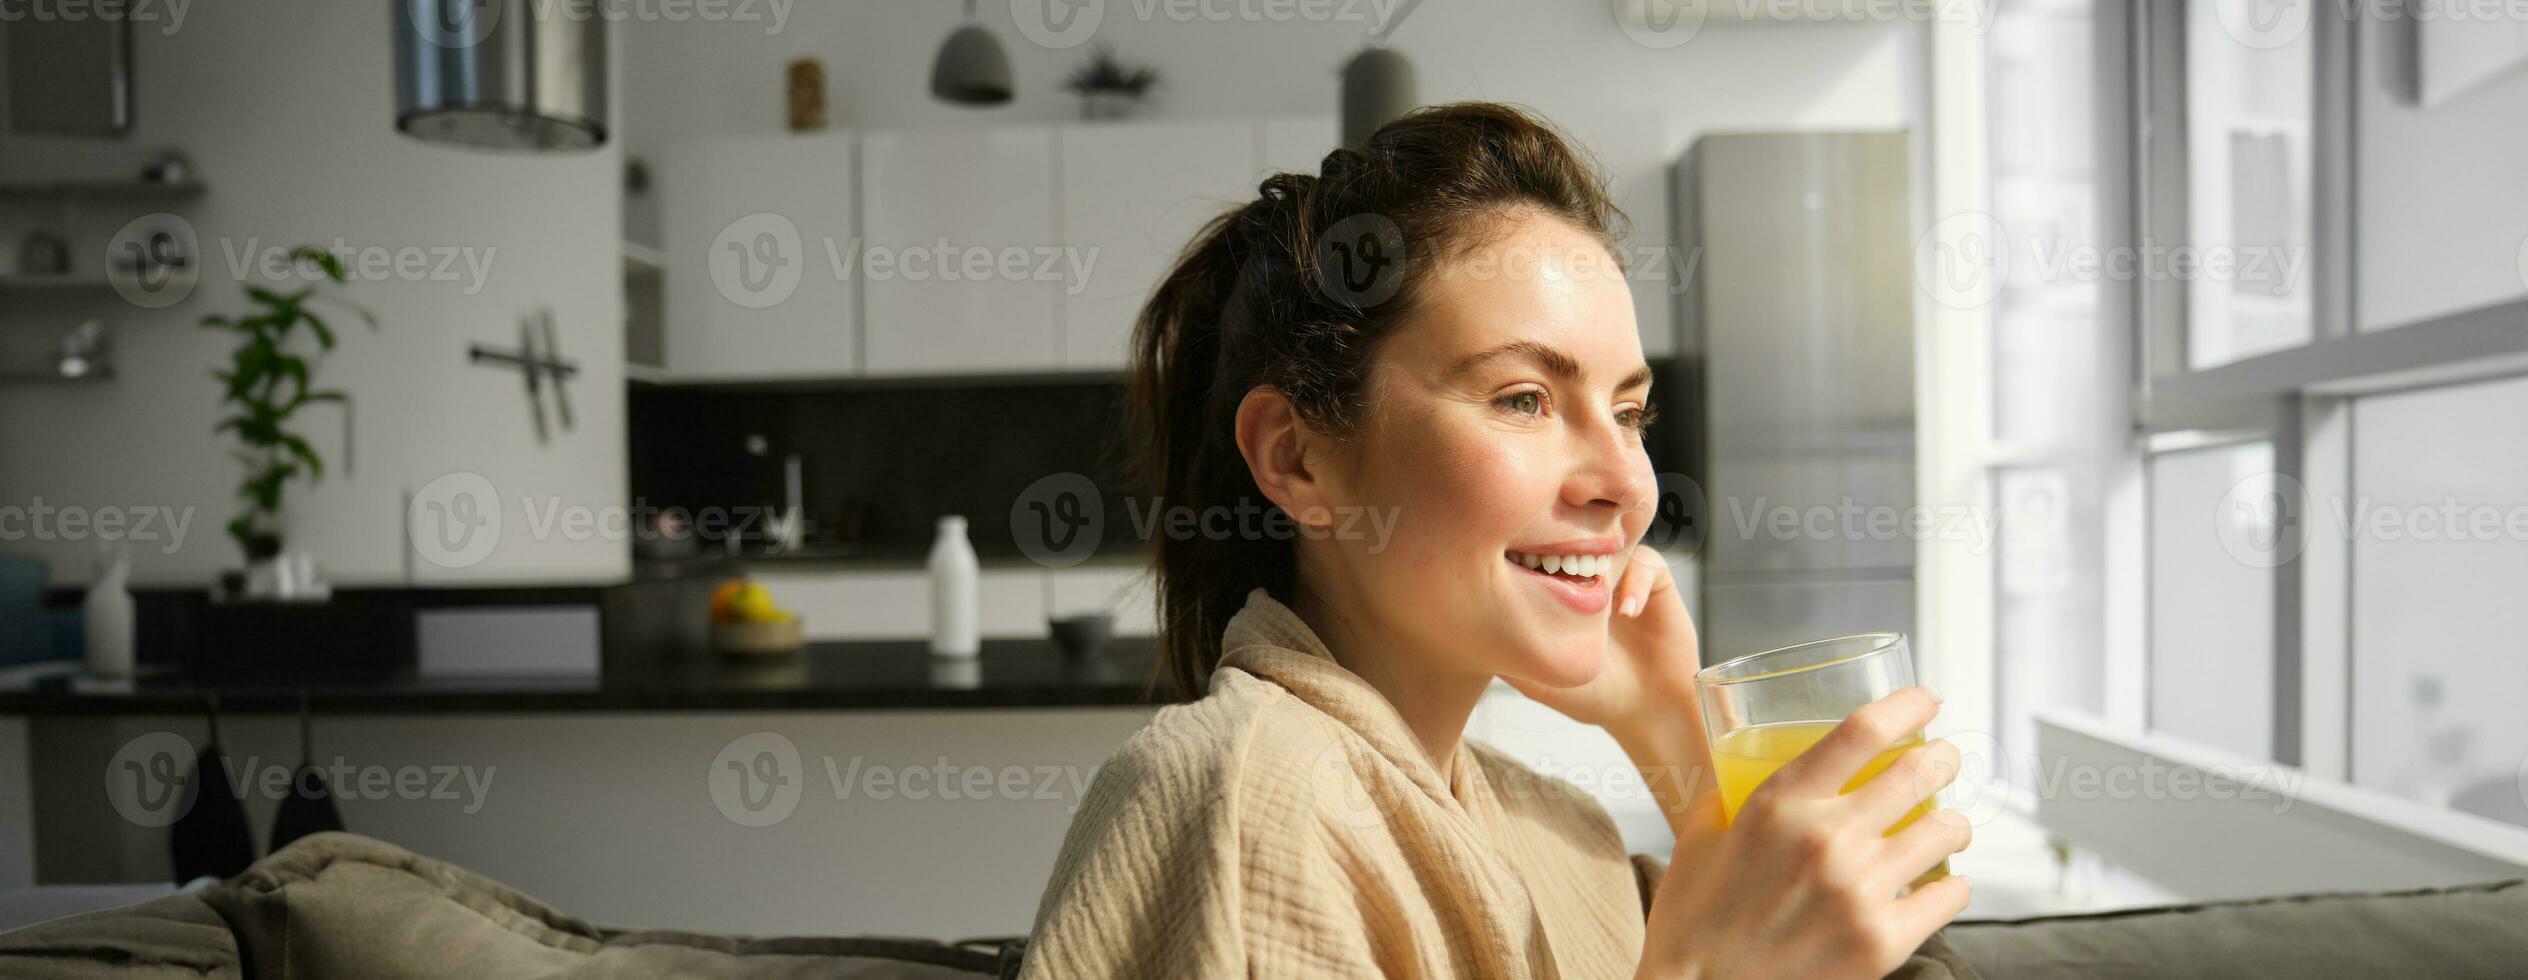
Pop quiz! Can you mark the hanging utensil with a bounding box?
[268,689,345,851]
[169,692,257,883]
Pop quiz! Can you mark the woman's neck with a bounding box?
[1289,583,1496,790]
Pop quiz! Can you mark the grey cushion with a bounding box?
[1944,878,2528,980]
[0,891,241,979]
[1,832,1004,979]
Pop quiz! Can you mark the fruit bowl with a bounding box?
[712,617,804,657]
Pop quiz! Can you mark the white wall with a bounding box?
[0,0,629,587]
[624,7,1923,360]
[2356,21,2528,330]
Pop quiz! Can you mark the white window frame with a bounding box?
[2124,4,2528,785]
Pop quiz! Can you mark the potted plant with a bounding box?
[1064,44,1158,121]
[200,246,374,594]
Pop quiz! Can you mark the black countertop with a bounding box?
[0,636,1172,716]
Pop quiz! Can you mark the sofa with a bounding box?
[3,832,2523,978]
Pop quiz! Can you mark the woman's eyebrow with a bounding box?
[1446,339,1654,393]
[1449,340,1579,381]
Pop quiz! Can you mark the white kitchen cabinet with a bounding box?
[1056,120,1261,370]
[657,133,857,380]
[859,126,1062,375]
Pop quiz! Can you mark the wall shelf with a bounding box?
[0,368,112,384]
[0,180,204,199]
[0,274,113,291]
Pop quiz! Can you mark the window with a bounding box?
[2180,0,2314,369]
[2146,440,2274,759]
[2347,376,2528,830]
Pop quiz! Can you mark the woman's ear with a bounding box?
[1234,385,1341,532]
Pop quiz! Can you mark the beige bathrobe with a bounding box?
[1018,586,1656,979]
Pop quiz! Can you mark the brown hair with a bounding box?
[1128,102,1629,699]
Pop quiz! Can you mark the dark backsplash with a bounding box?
[629,361,1681,562]
[628,379,1141,560]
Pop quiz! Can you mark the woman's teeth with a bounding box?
[1507,551,1609,578]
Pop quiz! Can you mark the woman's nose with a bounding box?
[1565,424,1651,514]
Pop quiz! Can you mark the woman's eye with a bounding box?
[1498,390,1545,416]
[1622,403,1661,431]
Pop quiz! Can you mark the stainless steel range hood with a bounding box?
[394,0,608,152]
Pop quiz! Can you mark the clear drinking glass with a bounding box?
[1695,632,1948,887]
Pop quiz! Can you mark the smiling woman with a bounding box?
[1016,103,1978,980]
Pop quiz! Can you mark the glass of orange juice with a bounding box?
[1694,632,1947,889]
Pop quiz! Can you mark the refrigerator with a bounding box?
[1665,132,1917,664]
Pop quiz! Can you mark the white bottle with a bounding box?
[928,515,980,659]
[84,546,135,679]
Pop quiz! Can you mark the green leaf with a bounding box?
[275,356,311,405]
[279,433,323,481]
[302,311,337,350]
[290,246,347,283]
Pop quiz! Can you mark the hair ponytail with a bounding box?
[1126,103,1626,699]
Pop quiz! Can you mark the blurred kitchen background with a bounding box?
[2,0,2526,943]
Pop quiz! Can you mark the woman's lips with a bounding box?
[1506,551,1611,615]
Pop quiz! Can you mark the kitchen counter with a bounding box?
[0,636,1170,715]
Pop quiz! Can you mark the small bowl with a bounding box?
[713,618,804,657]
[1049,614,1114,660]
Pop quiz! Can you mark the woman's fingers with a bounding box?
[1886,872,1973,955]
[1847,738,1961,826]
[1764,688,1942,799]
[1876,808,1973,893]
[1615,544,1668,618]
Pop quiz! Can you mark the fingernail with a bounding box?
[1928,687,1944,704]
[1620,596,1643,617]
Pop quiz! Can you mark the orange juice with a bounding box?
[1711,720,1949,885]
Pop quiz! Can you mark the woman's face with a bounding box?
[1313,208,1657,689]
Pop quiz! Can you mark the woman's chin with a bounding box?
[1506,641,1604,690]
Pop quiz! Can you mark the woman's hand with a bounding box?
[1635,689,1975,980]
[1501,543,1700,747]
